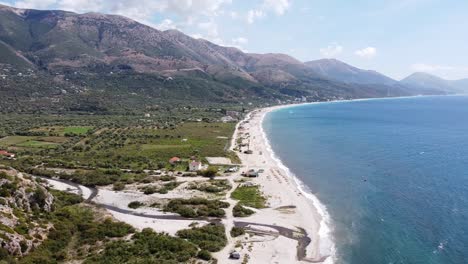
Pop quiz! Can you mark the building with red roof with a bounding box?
[189,161,202,171]
[169,157,181,165]
[0,150,15,158]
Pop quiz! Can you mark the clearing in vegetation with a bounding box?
[187,179,232,194]
[231,185,267,209]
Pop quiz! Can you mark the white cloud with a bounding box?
[15,0,56,9]
[163,0,232,17]
[245,0,290,24]
[156,19,178,31]
[197,19,219,38]
[230,11,238,19]
[191,18,228,45]
[190,33,204,39]
[12,0,231,24]
[355,47,377,59]
[228,37,249,51]
[58,0,103,13]
[320,43,343,58]
[232,37,248,45]
[247,9,265,24]
[262,0,290,15]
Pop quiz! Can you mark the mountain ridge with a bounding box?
[0,3,462,114]
[401,72,468,94]
[305,58,398,86]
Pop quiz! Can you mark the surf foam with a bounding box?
[258,108,337,263]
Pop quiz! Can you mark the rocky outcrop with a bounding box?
[0,168,54,256]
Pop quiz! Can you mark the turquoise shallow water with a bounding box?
[263,95,468,264]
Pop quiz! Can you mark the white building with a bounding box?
[221,116,236,123]
[189,161,202,171]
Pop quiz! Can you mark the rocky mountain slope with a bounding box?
[0,4,457,114]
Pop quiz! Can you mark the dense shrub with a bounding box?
[51,190,84,207]
[197,249,212,260]
[177,223,227,252]
[141,181,180,195]
[86,228,199,263]
[32,188,48,208]
[188,179,231,193]
[112,182,125,191]
[28,168,121,187]
[79,218,135,244]
[230,226,246,237]
[164,198,229,218]
[128,201,144,209]
[199,167,218,178]
[158,175,175,181]
[233,203,255,217]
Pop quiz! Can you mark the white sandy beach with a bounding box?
[216,104,335,263]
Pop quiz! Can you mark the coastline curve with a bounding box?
[259,105,337,263]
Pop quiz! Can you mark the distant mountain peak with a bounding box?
[402,72,446,82]
[401,72,468,94]
[406,72,438,77]
[0,3,26,16]
[305,58,397,85]
[313,58,346,64]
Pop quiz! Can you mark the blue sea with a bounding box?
[263,95,468,264]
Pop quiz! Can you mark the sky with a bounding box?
[1,0,467,80]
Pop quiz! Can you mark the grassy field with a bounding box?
[32,126,94,136]
[0,136,67,149]
[37,136,69,143]
[0,136,35,146]
[16,140,60,149]
[62,122,237,169]
[231,185,267,209]
[1,122,237,171]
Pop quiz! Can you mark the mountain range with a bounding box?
[305,59,398,86]
[0,4,466,114]
[401,72,468,94]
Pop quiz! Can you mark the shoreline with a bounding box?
[231,94,453,262]
[258,105,335,261]
[265,94,447,114]
[228,104,336,263]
